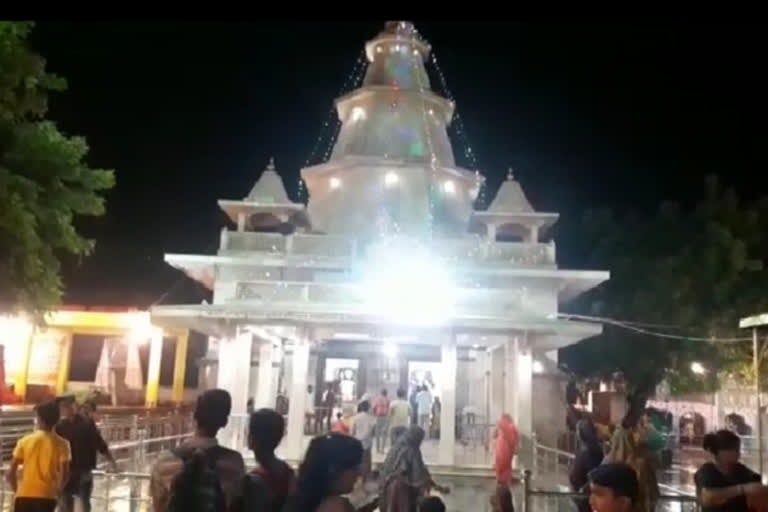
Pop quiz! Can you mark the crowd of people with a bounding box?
[11,388,768,512]
[567,404,768,512]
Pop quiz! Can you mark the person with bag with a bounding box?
[150,389,250,512]
[248,408,295,512]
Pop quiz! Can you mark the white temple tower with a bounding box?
[151,21,609,468]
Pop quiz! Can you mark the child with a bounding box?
[249,408,295,512]
[6,400,71,512]
[420,496,446,512]
[588,463,638,512]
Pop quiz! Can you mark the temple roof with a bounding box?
[218,158,304,226]
[245,157,291,204]
[488,169,534,214]
[474,169,559,228]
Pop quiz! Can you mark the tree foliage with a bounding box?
[0,21,114,316]
[560,176,768,397]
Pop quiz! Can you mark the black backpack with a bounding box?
[168,445,228,512]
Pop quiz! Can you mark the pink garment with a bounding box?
[494,414,519,485]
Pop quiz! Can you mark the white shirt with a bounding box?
[416,390,432,415]
[351,412,377,450]
[305,391,315,413]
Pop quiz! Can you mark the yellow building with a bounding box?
[0,307,190,407]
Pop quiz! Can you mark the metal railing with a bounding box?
[522,470,699,512]
[532,434,575,485]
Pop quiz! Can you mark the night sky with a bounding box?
[29,21,767,307]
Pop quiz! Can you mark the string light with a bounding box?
[298,49,369,200]
[411,34,440,239]
[429,50,486,208]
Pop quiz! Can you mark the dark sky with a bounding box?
[29,20,767,307]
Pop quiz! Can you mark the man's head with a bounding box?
[36,400,61,430]
[381,388,388,397]
[194,389,232,438]
[57,393,76,419]
[397,388,406,399]
[703,430,741,469]
[307,385,313,393]
[81,400,97,419]
[358,400,371,413]
[248,408,285,458]
[589,463,638,512]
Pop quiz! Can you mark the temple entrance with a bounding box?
[407,361,442,438]
[323,357,359,406]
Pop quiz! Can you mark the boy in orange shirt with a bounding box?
[7,400,71,512]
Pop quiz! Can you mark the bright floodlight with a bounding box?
[533,360,545,374]
[384,171,399,188]
[691,361,706,375]
[442,180,456,195]
[363,244,455,325]
[329,177,342,190]
[382,343,398,359]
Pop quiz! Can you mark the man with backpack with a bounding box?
[150,389,256,512]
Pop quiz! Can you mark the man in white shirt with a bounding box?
[305,385,315,434]
[351,400,377,481]
[416,385,433,436]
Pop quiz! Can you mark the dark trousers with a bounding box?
[14,498,57,512]
[58,471,95,512]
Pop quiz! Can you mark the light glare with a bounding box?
[443,180,456,195]
[691,361,706,375]
[329,177,342,190]
[384,172,399,187]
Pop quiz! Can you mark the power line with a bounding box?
[558,312,753,343]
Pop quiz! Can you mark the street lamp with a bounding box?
[691,361,706,375]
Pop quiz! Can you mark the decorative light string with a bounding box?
[412,43,441,240]
[429,50,487,209]
[298,50,368,202]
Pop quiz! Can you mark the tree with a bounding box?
[560,176,768,403]
[0,21,114,316]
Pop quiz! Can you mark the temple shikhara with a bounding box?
[151,21,609,466]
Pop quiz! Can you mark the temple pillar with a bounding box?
[145,329,164,408]
[171,330,189,404]
[254,340,274,409]
[286,333,310,461]
[216,329,253,450]
[237,212,246,232]
[505,333,533,467]
[15,328,34,403]
[438,336,457,465]
[489,344,504,425]
[56,330,73,395]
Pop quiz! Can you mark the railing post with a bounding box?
[523,469,532,512]
[104,473,112,512]
[531,432,538,477]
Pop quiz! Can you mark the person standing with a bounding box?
[494,414,519,512]
[351,400,377,482]
[372,389,390,453]
[695,430,766,512]
[388,389,412,445]
[605,409,659,512]
[6,400,71,512]
[305,385,316,434]
[56,396,118,512]
[378,425,449,512]
[416,386,432,435]
[569,419,604,512]
[150,389,246,512]
[248,408,295,512]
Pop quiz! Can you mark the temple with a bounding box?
[151,21,609,467]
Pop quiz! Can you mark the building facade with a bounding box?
[152,21,609,466]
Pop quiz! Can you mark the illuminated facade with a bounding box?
[152,21,609,466]
[0,308,189,407]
